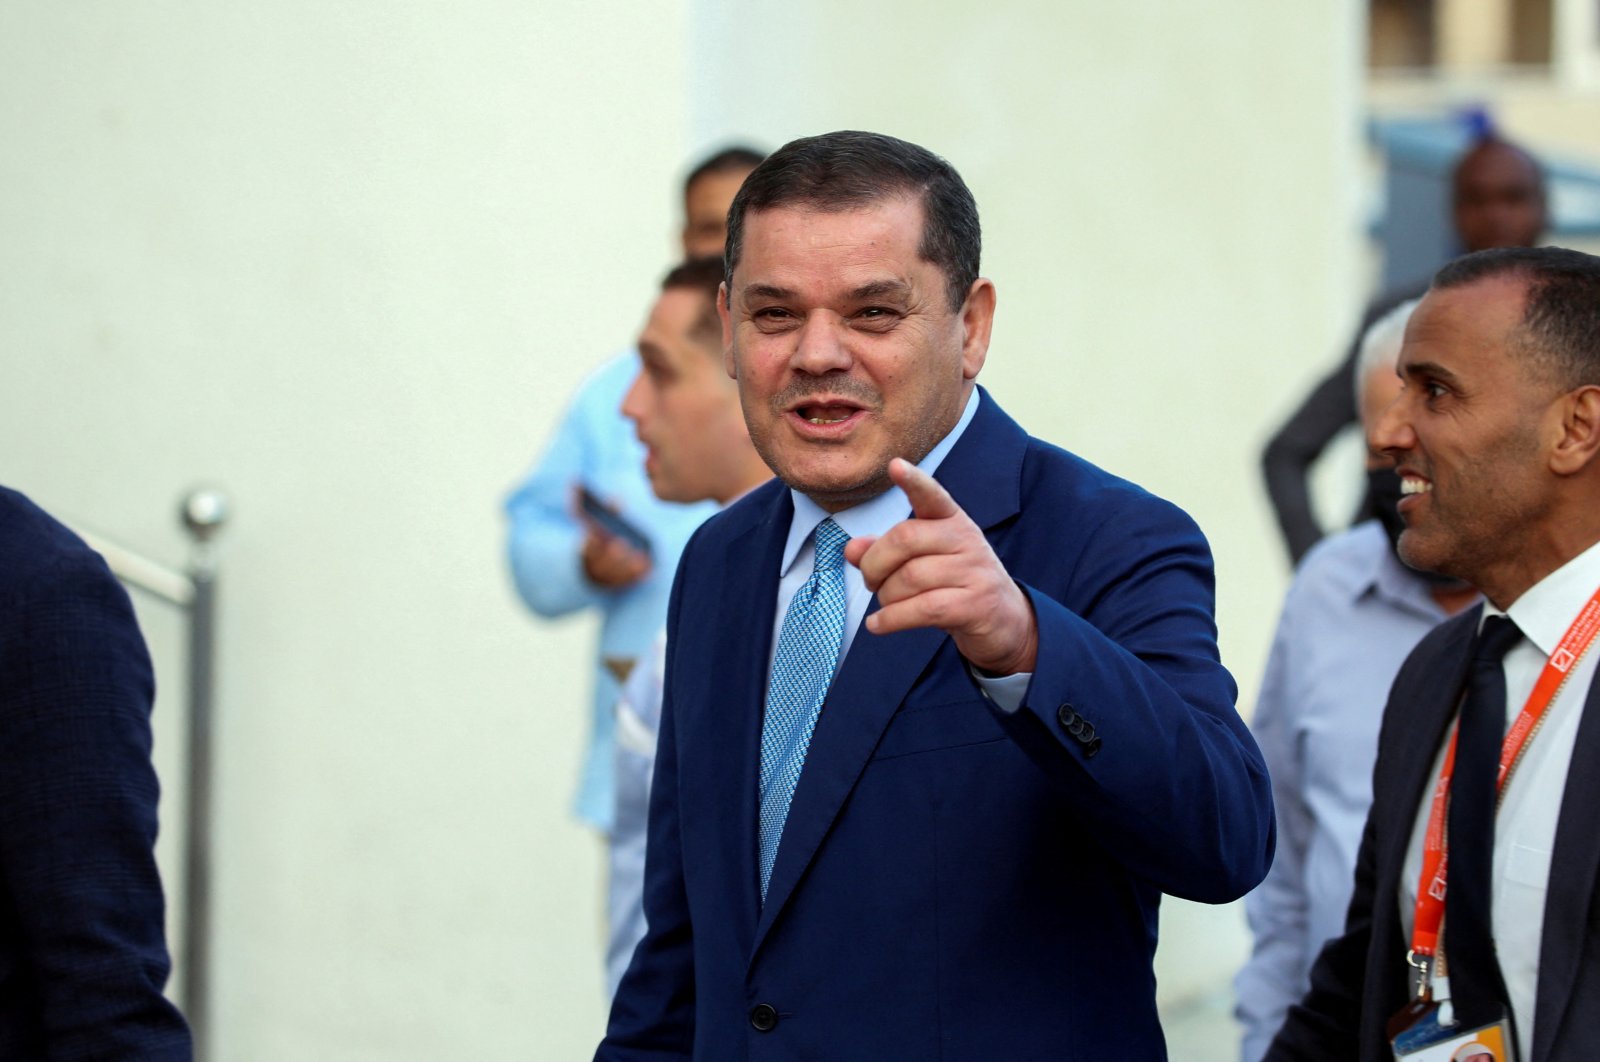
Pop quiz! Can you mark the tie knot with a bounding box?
[812,519,849,572]
[1473,614,1522,666]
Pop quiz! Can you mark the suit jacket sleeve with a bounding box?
[993,489,1275,904]
[0,544,191,1059]
[1261,350,1356,565]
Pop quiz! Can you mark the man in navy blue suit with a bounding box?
[0,487,191,1060]
[598,131,1273,1060]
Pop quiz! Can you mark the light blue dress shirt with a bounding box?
[504,349,714,832]
[1234,520,1471,1062]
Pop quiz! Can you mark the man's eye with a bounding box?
[750,307,798,331]
[854,307,899,328]
[1424,381,1448,399]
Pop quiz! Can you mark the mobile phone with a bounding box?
[578,486,653,558]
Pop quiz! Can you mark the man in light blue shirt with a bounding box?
[608,256,773,995]
[1235,300,1478,1061]
[503,147,762,833]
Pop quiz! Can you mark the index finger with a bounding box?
[889,457,960,521]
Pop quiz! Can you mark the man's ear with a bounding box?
[959,278,995,381]
[719,282,737,380]
[1550,385,1600,476]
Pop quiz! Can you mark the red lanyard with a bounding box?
[1410,593,1600,967]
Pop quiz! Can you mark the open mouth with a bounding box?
[1399,476,1432,496]
[788,400,867,428]
[1397,473,1432,513]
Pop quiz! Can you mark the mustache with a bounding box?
[768,377,883,413]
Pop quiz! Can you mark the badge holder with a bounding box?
[1385,596,1600,1061]
[1387,957,1517,1059]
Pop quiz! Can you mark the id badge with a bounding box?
[1389,1002,1517,1061]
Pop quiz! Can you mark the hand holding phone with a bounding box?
[577,486,653,557]
[577,486,653,590]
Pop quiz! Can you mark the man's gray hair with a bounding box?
[1353,298,1420,416]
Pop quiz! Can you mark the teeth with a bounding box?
[1400,478,1432,495]
[807,416,847,425]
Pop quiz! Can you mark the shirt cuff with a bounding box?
[970,667,1032,714]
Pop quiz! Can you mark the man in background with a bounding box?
[503,146,762,838]
[1235,299,1477,1061]
[606,256,773,995]
[0,486,191,1059]
[1262,134,1546,564]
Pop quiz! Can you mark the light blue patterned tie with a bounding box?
[757,518,851,900]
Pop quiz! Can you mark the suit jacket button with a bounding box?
[750,1003,778,1032]
[1056,703,1078,729]
[1085,737,1102,758]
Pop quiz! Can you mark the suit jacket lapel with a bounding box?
[1377,611,1480,912]
[1530,670,1600,1061]
[750,389,1027,960]
[688,487,788,963]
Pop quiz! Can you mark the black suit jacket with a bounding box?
[1268,604,1600,1061]
[0,487,191,1060]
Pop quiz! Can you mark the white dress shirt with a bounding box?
[1400,537,1600,1052]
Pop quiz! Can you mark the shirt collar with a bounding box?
[780,387,982,577]
[1495,537,1600,656]
[1354,522,1459,621]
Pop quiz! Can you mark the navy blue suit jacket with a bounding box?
[600,392,1274,1060]
[0,488,191,1060]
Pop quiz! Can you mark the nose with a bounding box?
[790,312,854,375]
[620,370,649,428]
[1367,387,1414,462]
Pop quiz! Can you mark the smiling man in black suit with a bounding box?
[1269,247,1600,1061]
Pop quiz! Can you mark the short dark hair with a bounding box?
[660,256,725,348]
[724,130,981,311]
[1433,246,1600,388]
[683,146,766,199]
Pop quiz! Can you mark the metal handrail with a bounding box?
[79,488,228,1062]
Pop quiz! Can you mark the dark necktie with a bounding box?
[1446,614,1522,1026]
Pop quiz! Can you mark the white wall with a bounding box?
[0,2,1362,1057]
[694,1,1366,707]
[699,0,1366,1024]
[0,3,691,1058]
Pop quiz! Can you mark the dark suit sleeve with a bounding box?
[0,546,191,1059]
[1262,282,1430,566]
[994,491,1274,903]
[596,548,695,1061]
[1261,348,1359,566]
